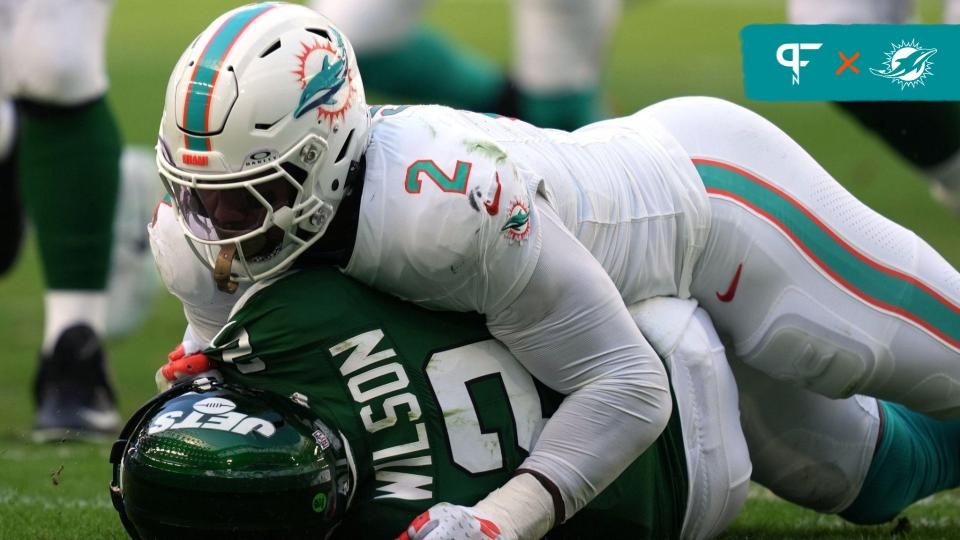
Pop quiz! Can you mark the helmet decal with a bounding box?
[292,27,355,123]
[181,3,276,151]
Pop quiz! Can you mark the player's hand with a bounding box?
[155,344,212,391]
[398,503,503,540]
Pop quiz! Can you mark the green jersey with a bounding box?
[205,268,688,539]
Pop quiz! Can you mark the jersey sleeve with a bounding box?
[148,196,243,345]
[345,107,543,314]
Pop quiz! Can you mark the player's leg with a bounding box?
[309,0,507,112]
[0,0,23,275]
[511,0,620,130]
[789,0,960,215]
[0,99,22,275]
[106,146,163,337]
[12,0,122,440]
[638,96,960,418]
[629,298,751,539]
[733,358,960,524]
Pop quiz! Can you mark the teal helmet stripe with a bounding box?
[694,158,960,350]
[181,3,275,151]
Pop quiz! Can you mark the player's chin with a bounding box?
[243,227,286,263]
[213,226,285,262]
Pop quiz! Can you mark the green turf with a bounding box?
[0,0,958,538]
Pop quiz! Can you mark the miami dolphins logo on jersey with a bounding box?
[501,198,531,244]
[870,39,937,89]
[292,27,355,123]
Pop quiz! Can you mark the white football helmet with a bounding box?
[157,2,370,291]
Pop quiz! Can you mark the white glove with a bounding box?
[399,503,503,540]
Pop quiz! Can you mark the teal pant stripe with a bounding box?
[694,158,960,348]
[183,3,274,148]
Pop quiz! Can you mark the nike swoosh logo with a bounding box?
[716,263,743,303]
[484,174,502,216]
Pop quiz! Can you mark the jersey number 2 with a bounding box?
[405,160,473,194]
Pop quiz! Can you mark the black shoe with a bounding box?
[33,324,120,443]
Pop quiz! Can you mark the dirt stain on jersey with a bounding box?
[463,139,507,163]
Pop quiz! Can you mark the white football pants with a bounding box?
[0,0,113,103]
[307,0,620,93]
[639,96,960,419]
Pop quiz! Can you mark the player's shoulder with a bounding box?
[361,104,530,231]
[148,195,249,308]
[347,106,541,312]
[227,267,374,329]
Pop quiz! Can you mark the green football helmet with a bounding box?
[110,377,355,539]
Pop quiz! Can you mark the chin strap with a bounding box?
[213,244,239,293]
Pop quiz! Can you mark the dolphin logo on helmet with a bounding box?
[294,27,349,119]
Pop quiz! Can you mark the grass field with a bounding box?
[1,0,958,538]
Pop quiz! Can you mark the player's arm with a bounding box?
[149,194,243,351]
[476,199,673,538]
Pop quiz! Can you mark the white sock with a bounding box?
[42,291,107,354]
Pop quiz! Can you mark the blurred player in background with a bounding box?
[0,0,159,442]
[308,0,619,130]
[789,0,960,214]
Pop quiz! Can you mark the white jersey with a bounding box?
[347,104,709,313]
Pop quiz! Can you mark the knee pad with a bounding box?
[737,287,886,399]
[10,0,112,104]
[733,358,881,513]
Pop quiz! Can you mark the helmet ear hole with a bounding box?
[334,129,355,164]
[331,179,339,192]
[306,28,331,40]
[259,39,281,58]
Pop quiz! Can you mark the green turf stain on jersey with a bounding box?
[463,139,507,162]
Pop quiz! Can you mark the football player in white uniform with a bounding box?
[307,0,618,131]
[151,3,960,538]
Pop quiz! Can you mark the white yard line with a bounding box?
[0,487,113,510]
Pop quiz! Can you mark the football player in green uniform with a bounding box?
[117,267,707,539]
[111,267,960,539]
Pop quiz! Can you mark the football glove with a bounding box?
[398,503,503,540]
[155,344,212,391]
